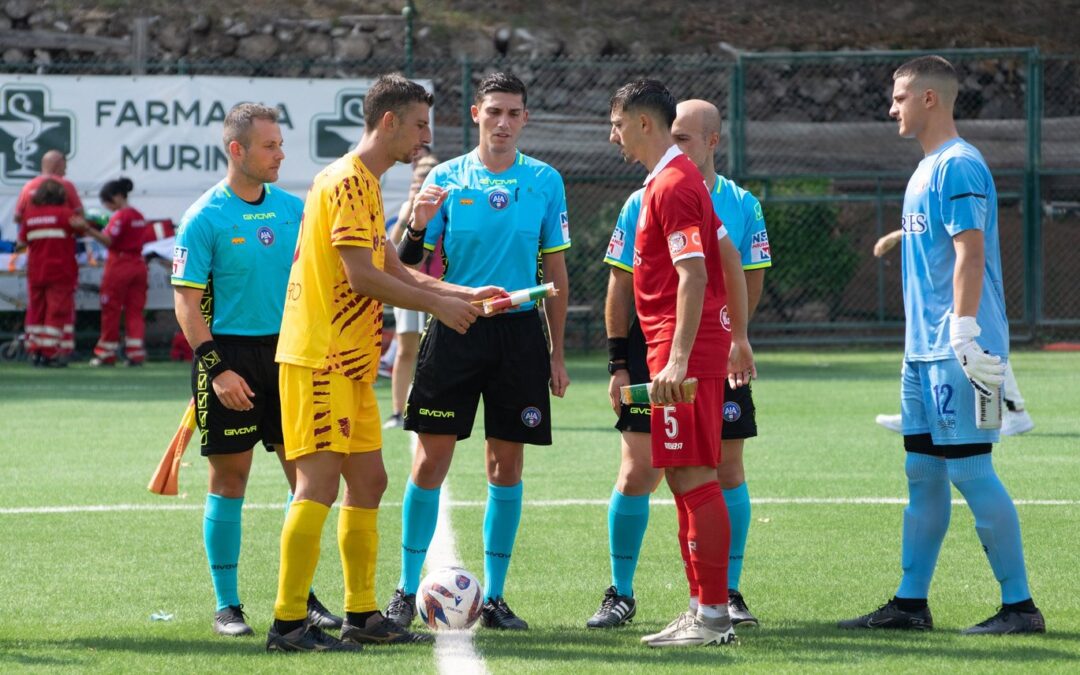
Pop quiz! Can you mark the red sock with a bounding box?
[673,493,699,599]
[682,481,730,606]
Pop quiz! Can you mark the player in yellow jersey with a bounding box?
[266,74,498,652]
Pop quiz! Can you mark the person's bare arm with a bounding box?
[745,267,765,320]
[718,236,755,387]
[337,246,480,334]
[542,250,570,398]
[952,229,984,317]
[605,267,634,414]
[174,286,254,411]
[651,257,706,405]
[873,229,903,258]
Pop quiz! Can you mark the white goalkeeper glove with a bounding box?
[949,314,1005,397]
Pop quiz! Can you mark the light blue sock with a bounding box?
[608,489,650,597]
[947,454,1032,604]
[896,453,951,599]
[204,493,243,611]
[483,482,523,601]
[399,480,441,594]
[723,482,751,591]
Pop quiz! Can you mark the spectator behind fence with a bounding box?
[81,177,151,366]
[14,179,87,367]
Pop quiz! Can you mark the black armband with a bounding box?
[397,230,427,265]
[607,337,629,362]
[194,340,230,381]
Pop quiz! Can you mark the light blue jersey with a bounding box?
[171,181,303,336]
[603,175,771,272]
[422,150,570,311]
[901,138,1008,361]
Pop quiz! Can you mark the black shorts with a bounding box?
[404,310,552,444]
[614,319,652,433]
[615,319,758,441]
[192,334,283,456]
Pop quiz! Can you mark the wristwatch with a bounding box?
[608,360,628,374]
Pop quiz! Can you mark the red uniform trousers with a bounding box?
[25,279,75,359]
[94,252,148,363]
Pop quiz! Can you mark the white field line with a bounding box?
[409,433,488,675]
[3,496,1079,516]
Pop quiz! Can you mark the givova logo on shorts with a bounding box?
[0,85,75,186]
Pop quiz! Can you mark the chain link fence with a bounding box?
[4,48,1078,353]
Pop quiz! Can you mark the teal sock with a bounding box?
[947,454,1032,604]
[608,489,649,597]
[896,453,951,599]
[483,482,522,601]
[399,480,441,594]
[204,493,243,611]
[723,483,751,591]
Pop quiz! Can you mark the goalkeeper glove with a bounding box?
[949,314,1005,397]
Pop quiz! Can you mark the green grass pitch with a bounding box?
[1,350,1078,673]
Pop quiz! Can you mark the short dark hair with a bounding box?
[31,178,67,206]
[100,177,134,204]
[223,103,280,151]
[893,55,958,84]
[474,71,527,107]
[610,80,676,129]
[364,73,434,131]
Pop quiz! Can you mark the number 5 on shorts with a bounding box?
[663,406,679,439]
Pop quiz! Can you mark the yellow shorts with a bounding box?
[279,363,382,460]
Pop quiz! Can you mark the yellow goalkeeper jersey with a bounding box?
[276,153,386,381]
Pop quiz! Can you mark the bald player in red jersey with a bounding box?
[608,79,755,648]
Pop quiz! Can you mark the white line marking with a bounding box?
[409,433,488,675]
[3,496,1077,516]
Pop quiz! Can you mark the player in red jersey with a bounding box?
[608,80,754,648]
[82,177,152,365]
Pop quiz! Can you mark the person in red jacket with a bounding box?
[82,177,151,366]
[15,179,86,367]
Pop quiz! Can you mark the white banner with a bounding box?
[0,74,429,241]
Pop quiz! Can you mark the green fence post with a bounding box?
[1024,48,1043,332]
[461,55,472,154]
[402,0,415,78]
[727,55,745,180]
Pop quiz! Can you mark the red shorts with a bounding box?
[650,377,723,469]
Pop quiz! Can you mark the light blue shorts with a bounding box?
[900,358,1001,445]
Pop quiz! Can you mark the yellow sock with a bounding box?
[339,505,379,613]
[273,499,330,621]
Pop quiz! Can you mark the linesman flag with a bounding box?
[147,399,196,496]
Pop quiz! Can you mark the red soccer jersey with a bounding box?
[18,204,78,286]
[105,206,149,254]
[15,175,82,221]
[633,150,731,379]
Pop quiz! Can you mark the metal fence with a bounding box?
[5,47,1078,351]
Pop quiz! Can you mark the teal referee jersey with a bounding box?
[422,150,571,311]
[171,181,302,335]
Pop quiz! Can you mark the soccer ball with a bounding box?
[416,566,483,630]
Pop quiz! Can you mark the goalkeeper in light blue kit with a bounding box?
[839,56,1043,634]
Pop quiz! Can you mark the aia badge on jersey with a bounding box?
[521,406,542,428]
[172,246,188,276]
[489,188,511,210]
[668,227,704,261]
[750,231,771,264]
[257,226,275,246]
